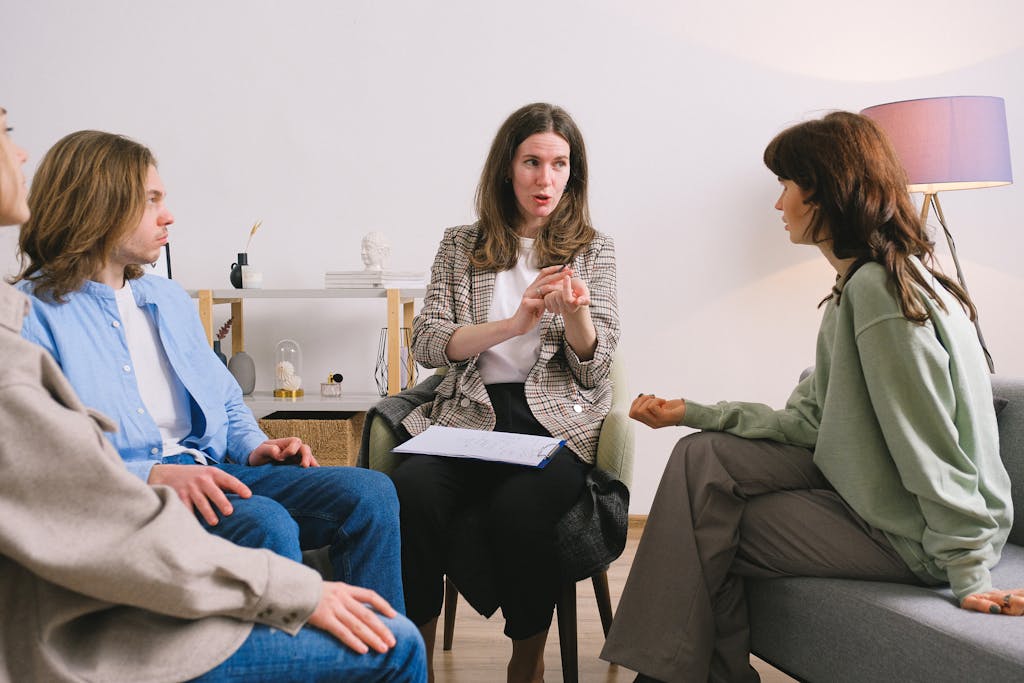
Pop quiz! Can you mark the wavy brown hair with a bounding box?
[15,130,155,302]
[472,102,594,270]
[763,111,975,323]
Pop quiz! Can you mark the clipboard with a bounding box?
[392,425,565,468]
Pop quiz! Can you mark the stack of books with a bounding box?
[324,270,426,289]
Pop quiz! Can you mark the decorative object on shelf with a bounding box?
[375,327,416,396]
[228,350,256,395]
[241,265,263,289]
[212,318,232,365]
[862,95,1012,373]
[361,231,391,271]
[230,252,247,289]
[212,340,227,365]
[244,219,263,253]
[216,317,233,340]
[274,339,304,398]
[324,269,425,289]
[230,220,263,289]
[320,372,344,398]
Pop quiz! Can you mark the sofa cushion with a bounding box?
[992,377,1024,546]
[746,544,1024,682]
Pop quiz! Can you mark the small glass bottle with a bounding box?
[321,372,344,398]
[273,339,304,398]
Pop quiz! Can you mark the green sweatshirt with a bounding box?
[682,259,1012,600]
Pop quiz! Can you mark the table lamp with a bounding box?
[862,96,1013,372]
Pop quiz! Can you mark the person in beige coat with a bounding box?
[0,108,426,682]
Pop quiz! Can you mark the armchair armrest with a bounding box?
[595,351,634,488]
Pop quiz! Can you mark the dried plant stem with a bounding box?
[244,219,263,253]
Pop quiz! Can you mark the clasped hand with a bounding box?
[510,264,590,336]
[630,393,687,429]
[248,436,318,467]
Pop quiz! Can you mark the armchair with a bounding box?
[363,356,634,683]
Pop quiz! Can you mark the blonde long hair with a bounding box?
[16,130,155,302]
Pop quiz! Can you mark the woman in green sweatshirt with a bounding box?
[600,111,1019,683]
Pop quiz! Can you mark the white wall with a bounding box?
[3,0,1023,513]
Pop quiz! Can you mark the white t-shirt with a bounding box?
[477,237,543,384]
[114,282,197,460]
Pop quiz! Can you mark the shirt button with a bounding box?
[151,447,160,455]
[111,320,120,328]
[122,365,131,373]
[137,408,145,415]
[460,398,471,408]
[573,404,583,413]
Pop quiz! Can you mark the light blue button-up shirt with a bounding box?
[18,275,267,481]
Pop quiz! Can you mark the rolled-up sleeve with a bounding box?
[412,228,470,369]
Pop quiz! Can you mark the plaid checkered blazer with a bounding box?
[401,223,620,465]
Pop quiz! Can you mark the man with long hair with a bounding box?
[15,130,406,618]
[1,111,424,682]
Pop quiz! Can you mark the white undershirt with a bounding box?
[477,237,542,384]
[114,282,196,460]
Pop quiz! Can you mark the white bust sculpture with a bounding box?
[361,231,391,272]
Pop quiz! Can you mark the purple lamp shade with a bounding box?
[861,96,1013,193]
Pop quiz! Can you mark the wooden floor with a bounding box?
[429,521,796,682]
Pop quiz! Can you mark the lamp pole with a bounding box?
[921,193,995,373]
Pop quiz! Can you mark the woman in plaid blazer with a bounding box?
[391,102,620,682]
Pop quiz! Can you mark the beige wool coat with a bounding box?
[0,283,322,683]
[402,224,620,464]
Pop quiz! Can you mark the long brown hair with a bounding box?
[763,111,975,323]
[472,102,594,270]
[15,130,156,302]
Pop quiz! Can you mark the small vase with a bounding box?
[228,350,256,395]
[230,252,248,289]
[212,340,227,365]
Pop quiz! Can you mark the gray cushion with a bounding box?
[747,545,1024,682]
[993,377,1024,546]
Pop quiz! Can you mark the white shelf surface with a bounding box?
[188,288,426,300]
[244,390,383,417]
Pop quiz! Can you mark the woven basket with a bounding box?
[257,413,366,468]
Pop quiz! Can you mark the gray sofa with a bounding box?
[746,375,1024,682]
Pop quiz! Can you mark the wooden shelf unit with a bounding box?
[189,287,425,402]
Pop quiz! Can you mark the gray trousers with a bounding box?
[600,432,922,683]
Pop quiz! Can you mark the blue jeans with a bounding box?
[190,616,426,682]
[165,457,404,613]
